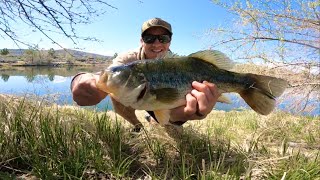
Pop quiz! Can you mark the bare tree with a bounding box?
[0,0,117,48]
[208,0,319,114]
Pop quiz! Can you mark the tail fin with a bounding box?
[239,74,288,115]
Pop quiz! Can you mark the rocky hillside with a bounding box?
[7,49,112,59]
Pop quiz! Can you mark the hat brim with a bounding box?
[142,25,172,35]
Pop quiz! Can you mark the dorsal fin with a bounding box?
[163,51,181,59]
[188,50,234,70]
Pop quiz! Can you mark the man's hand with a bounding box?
[169,81,220,123]
[71,73,107,106]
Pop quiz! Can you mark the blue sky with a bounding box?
[0,0,235,56]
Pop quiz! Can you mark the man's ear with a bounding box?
[140,38,144,45]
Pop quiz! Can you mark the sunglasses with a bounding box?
[142,34,171,44]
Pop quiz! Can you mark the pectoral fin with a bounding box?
[154,109,171,125]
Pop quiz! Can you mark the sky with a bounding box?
[0,0,235,56]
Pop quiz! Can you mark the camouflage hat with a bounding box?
[141,18,172,35]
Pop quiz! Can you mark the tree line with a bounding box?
[0,47,111,65]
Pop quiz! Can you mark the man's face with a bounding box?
[141,27,171,59]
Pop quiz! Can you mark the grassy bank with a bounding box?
[0,95,319,179]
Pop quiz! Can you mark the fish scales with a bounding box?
[135,57,250,93]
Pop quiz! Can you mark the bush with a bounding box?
[0,48,9,55]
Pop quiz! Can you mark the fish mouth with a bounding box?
[136,83,147,101]
[96,70,110,94]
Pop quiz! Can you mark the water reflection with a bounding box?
[0,66,112,110]
[0,66,319,116]
[1,74,10,82]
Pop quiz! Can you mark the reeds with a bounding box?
[0,95,319,179]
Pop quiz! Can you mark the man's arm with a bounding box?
[71,73,107,106]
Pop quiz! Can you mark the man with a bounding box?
[71,17,220,130]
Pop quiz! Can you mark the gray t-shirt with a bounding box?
[110,46,176,67]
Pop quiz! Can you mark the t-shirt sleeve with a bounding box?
[111,50,139,67]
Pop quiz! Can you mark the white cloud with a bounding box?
[52,76,68,83]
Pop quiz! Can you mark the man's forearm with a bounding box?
[70,72,87,91]
[71,72,106,106]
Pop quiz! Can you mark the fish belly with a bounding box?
[130,96,186,111]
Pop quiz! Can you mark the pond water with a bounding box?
[0,66,319,117]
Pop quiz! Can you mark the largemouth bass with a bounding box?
[97,50,288,125]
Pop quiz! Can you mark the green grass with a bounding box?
[0,95,319,179]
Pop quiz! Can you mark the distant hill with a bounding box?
[7,49,112,59]
[7,49,24,56]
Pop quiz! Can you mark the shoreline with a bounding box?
[0,61,110,67]
[1,92,318,118]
